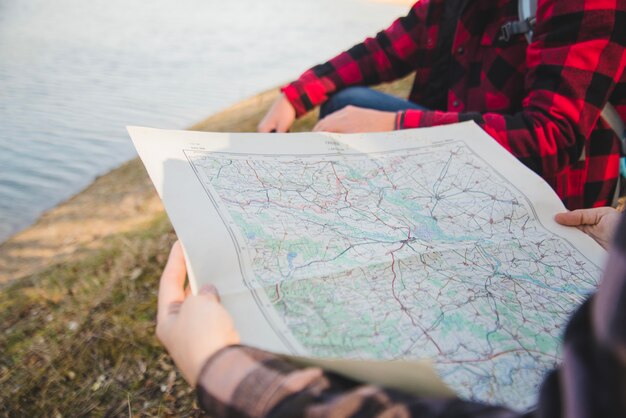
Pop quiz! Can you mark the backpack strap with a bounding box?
[602,103,626,155]
[499,0,536,42]
[518,0,537,42]
[498,18,536,42]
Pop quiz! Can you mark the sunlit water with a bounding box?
[0,0,405,243]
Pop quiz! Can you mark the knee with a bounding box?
[320,87,373,119]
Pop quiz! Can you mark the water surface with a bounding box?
[0,0,405,242]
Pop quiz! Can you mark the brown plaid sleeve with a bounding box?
[196,345,519,418]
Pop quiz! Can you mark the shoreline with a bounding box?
[0,158,164,284]
[0,87,311,284]
[0,75,414,285]
[0,88,284,283]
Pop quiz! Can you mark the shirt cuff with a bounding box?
[280,84,311,118]
[196,345,323,417]
[196,345,269,416]
[395,111,405,130]
[397,109,462,129]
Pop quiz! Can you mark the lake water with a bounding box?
[0,0,405,243]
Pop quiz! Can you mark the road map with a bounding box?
[129,122,606,410]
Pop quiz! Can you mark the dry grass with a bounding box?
[0,160,164,284]
[0,216,189,417]
[0,78,412,417]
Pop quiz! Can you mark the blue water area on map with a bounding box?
[287,252,298,269]
[413,222,439,241]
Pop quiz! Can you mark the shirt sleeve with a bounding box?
[397,0,626,179]
[195,345,519,418]
[281,1,430,117]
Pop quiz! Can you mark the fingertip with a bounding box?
[158,241,187,323]
[276,121,291,133]
[554,210,583,226]
[170,239,182,254]
[166,241,186,269]
[199,283,221,303]
[257,120,272,133]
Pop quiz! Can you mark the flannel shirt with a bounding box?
[281,0,626,210]
[196,213,626,417]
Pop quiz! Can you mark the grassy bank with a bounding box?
[0,78,413,416]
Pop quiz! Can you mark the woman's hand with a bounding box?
[258,93,297,133]
[555,207,621,250]
[156,242,240,386]
[313,105,396,133]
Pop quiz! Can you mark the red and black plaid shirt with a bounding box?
[282,0,626,210]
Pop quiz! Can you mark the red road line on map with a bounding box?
[271,283,282,303]
[331,162,349,203]
[246,160,268,188]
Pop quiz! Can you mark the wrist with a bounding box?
[395,111,406,130]
[280,85,307,117]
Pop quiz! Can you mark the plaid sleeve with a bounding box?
[196,345,519,418]
[398,0,626,180]
[281,1,430,117]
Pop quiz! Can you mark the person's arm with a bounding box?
[396,0,626,180]
[195,345,519,418]
[258,1,429,133]
[284,2,428,116]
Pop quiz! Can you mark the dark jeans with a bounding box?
[319,86,427,119]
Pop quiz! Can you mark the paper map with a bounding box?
[129,122,605,410]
